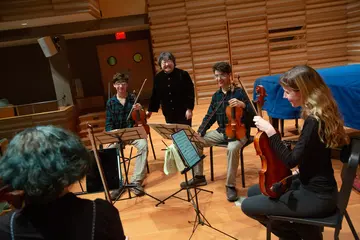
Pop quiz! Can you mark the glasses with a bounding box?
[214,73,228,80]
[114,82,127,86]
[161,60,173,65]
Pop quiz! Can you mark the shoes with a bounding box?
[226,186,238,202]
[180,175,207,188]
[110,187,125,201]
[131,182,145,197]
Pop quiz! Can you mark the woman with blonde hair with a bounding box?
[241,65,349,240]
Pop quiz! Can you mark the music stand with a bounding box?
[171,130,237,240]
[149,123,211,207]
[87,125,164,205]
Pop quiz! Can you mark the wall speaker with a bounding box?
[37,36,58,58]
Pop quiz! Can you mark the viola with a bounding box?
[253,86,292,198]
[225,80,246,140]
[126,79,150,134]
[131,108,150,134]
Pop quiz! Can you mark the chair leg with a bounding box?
[266,220,272,240]
[146,160,150,174]
[240,147,246,188]
[148,132,156,160]
[344,210,360,240]
[210,146,214,181]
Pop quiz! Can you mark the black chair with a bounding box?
[209,136,254,188]
[265,138,360,240]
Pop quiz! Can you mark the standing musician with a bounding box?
[181,62,254,202]
[105,72,149,200]
[0,126,126,240]
[146,52,195,126]
[241,65,349,240]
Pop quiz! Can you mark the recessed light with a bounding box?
[21,23,28,26]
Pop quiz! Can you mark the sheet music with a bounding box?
[171,130,201,168]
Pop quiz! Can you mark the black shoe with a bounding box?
[180,176,207,188]
[110,187,125,201]
[226,186,238,202]
[131,183,145,197]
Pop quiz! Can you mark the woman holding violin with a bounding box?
[241,65,349,240]
[105,72,149,200]
[180,62,254,202]
[0,126,126,240]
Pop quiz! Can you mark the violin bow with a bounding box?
[235,74,259,116]
[126,78,147,121]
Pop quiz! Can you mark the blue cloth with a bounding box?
[253,65,360,130]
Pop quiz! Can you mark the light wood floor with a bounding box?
[71,104,360,240]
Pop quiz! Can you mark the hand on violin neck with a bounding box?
[253,116,276,137]
[133,103,142,111]
[146,111,152,119]
[228,98,245,108]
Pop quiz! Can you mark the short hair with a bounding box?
[212,62,232,74]
[0,126,91,204]
[112,72,129,84]
[158,52,176,68]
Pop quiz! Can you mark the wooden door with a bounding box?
[97,39,154,101]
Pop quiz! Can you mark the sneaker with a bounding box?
[110,187,125,201]
[180,175,207,188]
[131,183,145,197]
[226,186,238,202]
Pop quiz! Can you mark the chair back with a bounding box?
[337,138,360,215]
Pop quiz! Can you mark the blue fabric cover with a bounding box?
[253,65,360,130]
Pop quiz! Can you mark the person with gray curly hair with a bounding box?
[0,126,126,240]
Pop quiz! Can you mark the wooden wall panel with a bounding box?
[186,0,229,104]
[306,0,348,68]
[148,0,352,103]
[347,0,360,64]
[227,0,268,94]
[148,0,194,76]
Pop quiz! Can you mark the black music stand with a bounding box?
[171,130,237,240]
[88,125,164,205]
[148,123,212,207]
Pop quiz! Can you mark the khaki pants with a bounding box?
[193,130,247,187]
[107,139,148,185]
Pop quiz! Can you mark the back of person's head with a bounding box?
[158,52,176,67]
[0,126,91,204]
[280,65,349,147]
[112,72,129,84]
[212,62,232,74]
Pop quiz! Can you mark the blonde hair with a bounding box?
[280,65,349,148]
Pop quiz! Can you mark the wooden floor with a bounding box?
[71,104,360,240]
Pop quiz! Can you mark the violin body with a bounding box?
[132,109,150,134]
[225,106,246,140]
[254,128,292,198]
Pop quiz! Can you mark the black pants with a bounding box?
[164,111,191,126]
[241,179,337,240]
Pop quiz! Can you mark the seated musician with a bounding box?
[105,72,149,200]
[0,126,126,240]
[241,65,349,240]
[181,62,254,202]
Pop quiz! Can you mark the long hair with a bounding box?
[0,126,91,204]
[280,65,349,148]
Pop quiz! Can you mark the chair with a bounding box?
[265,138,360,240]
[209,136,254,188]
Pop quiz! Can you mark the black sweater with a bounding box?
[269,116,337,195]
[0,193,125,240]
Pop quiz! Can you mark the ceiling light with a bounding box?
[21,23,28,26]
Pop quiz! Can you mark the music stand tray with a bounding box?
[171,130,237,240]
[87,125,164,205]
